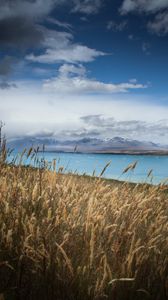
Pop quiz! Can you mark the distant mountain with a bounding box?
[7,136,168,153]
[7,137,58,151]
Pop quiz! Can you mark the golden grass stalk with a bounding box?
[0,152,167,300]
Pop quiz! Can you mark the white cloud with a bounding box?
[142,42,151,55]
[107,20,128,31]
[120,0,168,35]
[1,82,168,143]
[26,28,105,64]
[59,63,86,76]
[129,78,137,83]
[148,11,168,35]
[27,45,104,64]
[46,17,73,31]
[42,29,73,49]
[71,0,104,14]
[43,64,147,94]
[26,128,54,138]
[80,114,168,143]
[120,0,168,14]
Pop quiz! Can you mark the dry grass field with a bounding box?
[0,148,168,300]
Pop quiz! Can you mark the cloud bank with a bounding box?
[43,64,147,94]
[1,83,168,143]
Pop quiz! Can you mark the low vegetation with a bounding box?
[0,147,168,300]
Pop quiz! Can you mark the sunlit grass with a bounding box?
[0,147,168,300]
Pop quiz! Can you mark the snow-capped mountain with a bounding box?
[7,136,168,153]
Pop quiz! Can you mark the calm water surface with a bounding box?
[31,152,168,184]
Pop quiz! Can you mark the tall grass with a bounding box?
[0,148,168,300]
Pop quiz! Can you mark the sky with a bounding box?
[0,0,168,144]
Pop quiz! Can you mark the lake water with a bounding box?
[20,152,168,185]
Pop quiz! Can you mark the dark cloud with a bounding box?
[0,0,105,56]
[0,0,62,49]
[0,0,57,20]
[0,56,16,76]
[0,1,56,79]
[0,81,17,89]
[0,0,105,78]
[0,0,103,21]
[0,17,43,49]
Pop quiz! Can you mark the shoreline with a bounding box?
[39,150,168,156]
[9,163,161,187]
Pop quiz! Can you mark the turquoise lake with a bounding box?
[18,152,168,185]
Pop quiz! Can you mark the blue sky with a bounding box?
[0,0,168,143]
